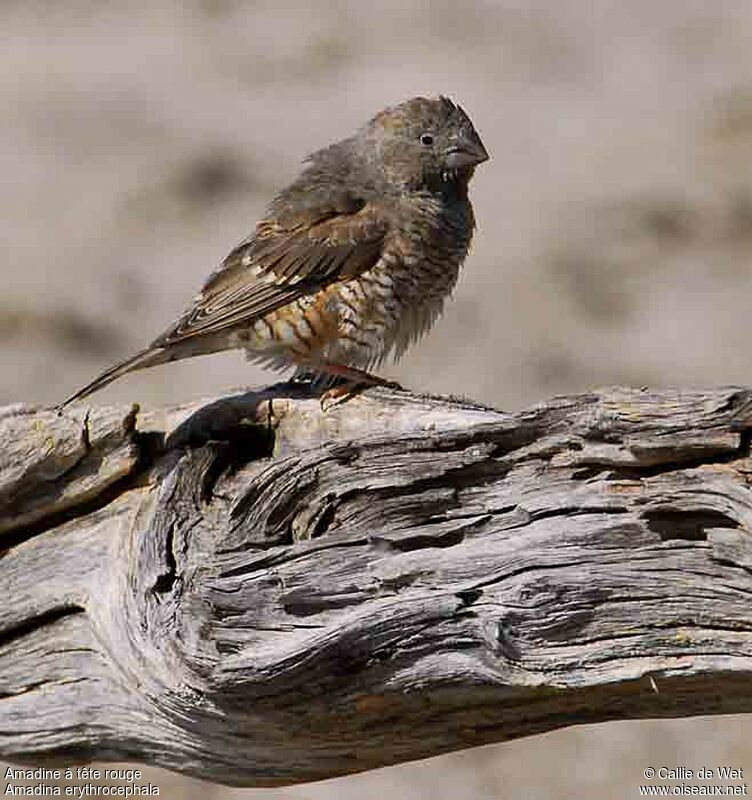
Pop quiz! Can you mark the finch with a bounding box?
[58,96,489,409]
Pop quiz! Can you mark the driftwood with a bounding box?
[2,383,752,787]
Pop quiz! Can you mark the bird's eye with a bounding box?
[420,133,434,146]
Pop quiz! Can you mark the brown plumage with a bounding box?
[58,96,489,409]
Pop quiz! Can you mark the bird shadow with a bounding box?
[164,378,319,452]
[158,376,392,498]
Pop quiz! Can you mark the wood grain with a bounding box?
[2,384,752,786]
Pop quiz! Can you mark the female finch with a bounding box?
[59,96,488,409]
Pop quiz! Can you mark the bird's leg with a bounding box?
[311,362,402,410]
[319,382,366,410]
[318,361,402,389]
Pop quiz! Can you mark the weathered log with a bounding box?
[2,383,752,787]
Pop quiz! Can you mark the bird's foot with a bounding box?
[318,377,403,411]
[312,362,402,410]
[319,382,365,411]
[317,361,402,389]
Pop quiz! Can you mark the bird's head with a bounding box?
[361,96,489,194]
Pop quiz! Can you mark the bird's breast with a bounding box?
[329,197,475,365]
[236,197,475,371]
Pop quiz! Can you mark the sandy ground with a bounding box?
[3,1,752,797]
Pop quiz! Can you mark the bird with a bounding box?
[58,96,489,410]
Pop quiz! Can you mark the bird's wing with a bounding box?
[153,197,389,347]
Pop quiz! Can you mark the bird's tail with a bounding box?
[56,346,169,412]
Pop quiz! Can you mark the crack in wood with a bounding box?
[373,527,467,552]
[0,605,84,649]
[643,508,740,541]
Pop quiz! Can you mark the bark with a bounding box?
[2,383,752,787]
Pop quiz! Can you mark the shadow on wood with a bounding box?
[2,384,752,786]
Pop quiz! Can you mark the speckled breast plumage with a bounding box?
[231,194,474,373]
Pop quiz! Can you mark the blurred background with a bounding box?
[3,0,752,797]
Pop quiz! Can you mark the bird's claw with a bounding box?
[319,383,362,411]
[319,377,403,411]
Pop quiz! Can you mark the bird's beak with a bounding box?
[445,130,489,169]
